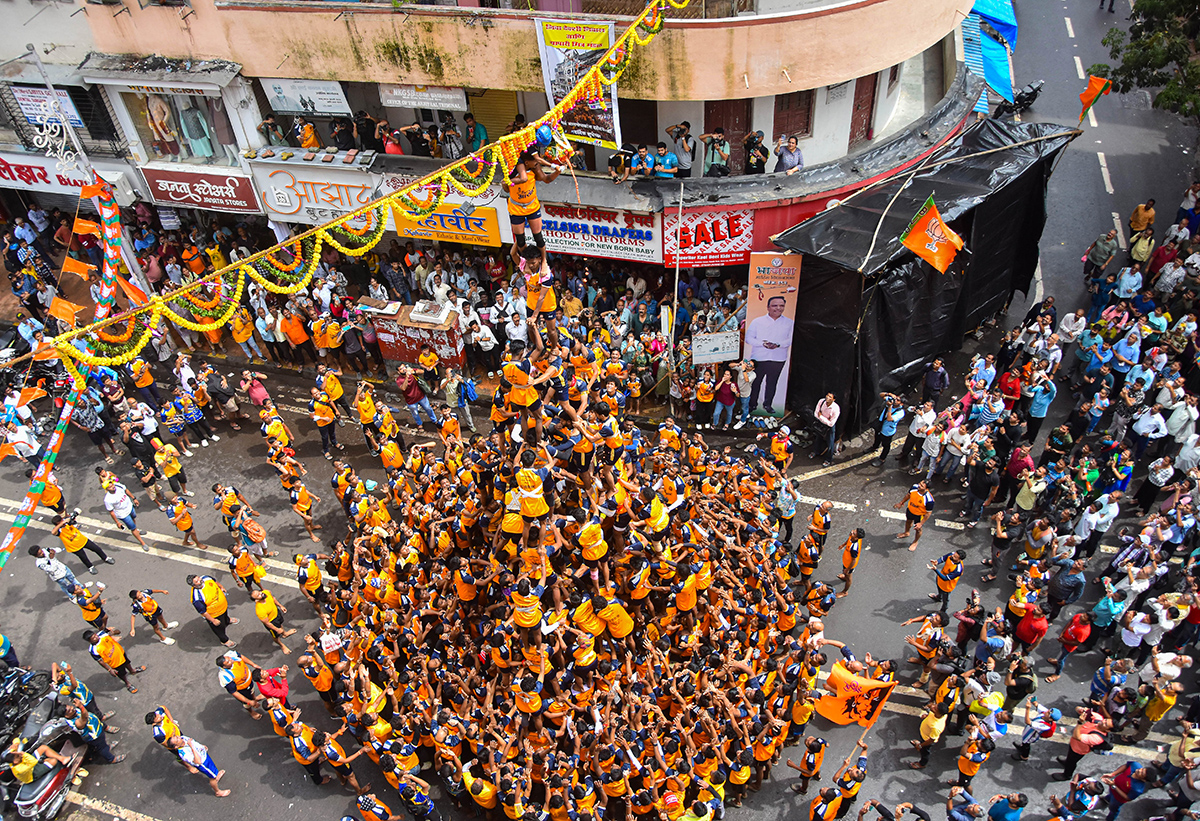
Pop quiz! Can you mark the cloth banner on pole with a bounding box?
[815,662,896,727]
[1079,75,1112,123]
[900,196,963,274]
[535,18,622,148]
[742,252,801,417]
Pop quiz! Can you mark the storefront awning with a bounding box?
[962,14,1013,108]
[78,53,241,92]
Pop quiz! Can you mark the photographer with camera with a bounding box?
[743,131,769,174]
[871,392,907,467]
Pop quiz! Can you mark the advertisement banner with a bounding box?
[535,19,621,148]
[743,251,801,416]
[663,209,755,267]
[379,84,468,112]
[388,203,502,247]
[10,87,84,129]
[0,150,91,195]
[692,331,741,365]
[251,162,375,224]
[141,167,261,214]
[541,202,661,263]
[259,78,352,117]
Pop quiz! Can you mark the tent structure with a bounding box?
[771,118,1078,434]
[962,0,1017,111]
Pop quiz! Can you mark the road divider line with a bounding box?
[67,792,165,821]
[1097,152,1114,194]
[1074,55,1085,80]
[0,498,298,574]
[1064,16,1074,37]
[1111,211,1127,248]
[1088,107,1098,128]
[798,495,858,513]
[793,437,905,482]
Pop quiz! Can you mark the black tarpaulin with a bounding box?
[773,119,1077,432]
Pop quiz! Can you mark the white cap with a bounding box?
[780,426,791,435]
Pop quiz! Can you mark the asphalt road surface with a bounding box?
[6,4,1200,821]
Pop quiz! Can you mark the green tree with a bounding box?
[1089,0,1200,118]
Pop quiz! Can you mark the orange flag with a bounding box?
[814,662,896,727]
[48,296,84,325]
[61,256,96,280]
[0,444,16,463]
[32,344,59,362]
[900,196,964,274]
[1079,75,1112,123]
[116,275,149,306]
[80,181,107,199]
[16,386,47,408]
[73,218,101,236]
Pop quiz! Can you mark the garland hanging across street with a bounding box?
[31,0,689,375]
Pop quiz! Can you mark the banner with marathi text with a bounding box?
[536,18,622,148]
[815,662,896,727]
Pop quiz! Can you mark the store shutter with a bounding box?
[466,89,519,146]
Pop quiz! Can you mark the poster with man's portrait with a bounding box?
[743,252,801,416]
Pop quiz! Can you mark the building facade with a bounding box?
[0,0,978,265]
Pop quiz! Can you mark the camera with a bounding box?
[65,507,81,526]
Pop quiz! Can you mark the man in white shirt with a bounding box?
[899,400,937,466]
[1058,310,1087,346]
[504,314,529,347]
[744,296,794,415]
[1165,220,1191,247]
[626,274,647,300]
[472,321,500,376]
[125,397,159,437]
[812,393,840,466]
[30,544,79,598]
[4,421,43,466]
[103,482,148,549]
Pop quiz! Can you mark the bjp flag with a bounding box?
[72,218,101,237]
[1079,75,1112,124]
[900,196,963,274]
[814,662,896,727]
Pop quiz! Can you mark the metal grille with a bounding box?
[578,0,748,18]
[0,83,129,158]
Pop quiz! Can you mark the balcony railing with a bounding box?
[216,0,755,19]
[578,0,751,18]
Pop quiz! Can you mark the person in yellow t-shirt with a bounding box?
[153,438,189,497]
[51,513,112,573]
[251,589,298,655]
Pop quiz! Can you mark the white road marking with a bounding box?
[1033,262,1044,303]
[67,792,165,821]
[1097,152,1114,194]
[0,499,295,586]
[1064,16,1075,37]
[793,438,906,481]
[798,494,858,512]
[1111,212,1127,248]
[877,509,965,532]
[1074,55,1086,80]
[1088,108,1098,128]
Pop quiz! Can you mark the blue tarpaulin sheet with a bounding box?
[972,0,1018,48]
[962,13,1014,107]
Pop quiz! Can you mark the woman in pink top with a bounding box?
[240,371,271,407]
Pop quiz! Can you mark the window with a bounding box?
[0,83,127,157]
[888,63,901,93]
[120,91,238,167]
[773,90,814,140]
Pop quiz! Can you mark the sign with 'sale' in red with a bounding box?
[663,209,755,267]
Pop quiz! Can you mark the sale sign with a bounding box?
[663,209,754,267]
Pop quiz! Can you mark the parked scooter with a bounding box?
[993,80,1045,118]
[11,695,84,821]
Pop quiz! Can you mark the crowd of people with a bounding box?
[6,164,1200,821]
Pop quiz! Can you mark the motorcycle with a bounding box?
[0,666,52,752]
[993,79,1044,118]
[9,695,84,821]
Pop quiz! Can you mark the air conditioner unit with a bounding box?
[96,169,136,207]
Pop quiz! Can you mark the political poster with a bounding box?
[535,19,622,148]
[814,662,896,727]
[742,252,801,416]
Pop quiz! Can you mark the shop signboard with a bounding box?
[10,87,84,129]
[0,150,91,195]
[378,84,468,112]
[251,163,375,225]
[259,78,351,117]
[141,167,261,214]
[388,203,502,247]
[663,209,755,267]
[541,202,661,264]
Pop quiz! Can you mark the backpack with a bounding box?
[243,517,267,544]
[462,378,478,404]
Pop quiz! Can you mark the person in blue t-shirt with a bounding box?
[986,792,1028,821]
[654,142,678,178]
[630,144,655,177]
